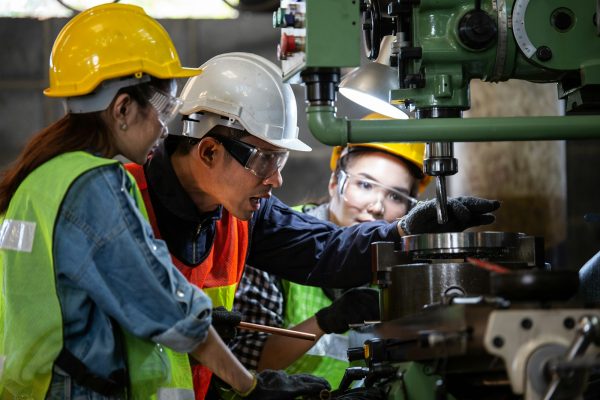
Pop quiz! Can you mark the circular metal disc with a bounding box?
[401,231,524,256]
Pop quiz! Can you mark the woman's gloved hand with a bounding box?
[398,196,500,235]
[211,306,242,343]
[244,370,331,399]
[213,370,330,400]
[315,287,380,334]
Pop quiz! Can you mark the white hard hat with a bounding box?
[178,52,310,152]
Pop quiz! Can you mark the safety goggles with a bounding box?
[338,170,419,215]
[211,134,289,179]
[148,86,183,136]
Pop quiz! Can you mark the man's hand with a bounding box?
[245,370,330,399]
[212,306,242,343]
[315,287,380,334]
[398,196,500,235]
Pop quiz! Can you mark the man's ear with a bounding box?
[196,137,222,168]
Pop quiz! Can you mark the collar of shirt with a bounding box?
[145,141,222,224]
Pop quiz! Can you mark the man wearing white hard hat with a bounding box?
[126,52,500,399]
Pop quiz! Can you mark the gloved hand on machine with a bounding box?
[315,287,380,334]
[398,196,500,235]
[214,369,331,399]
[211,306,243,343]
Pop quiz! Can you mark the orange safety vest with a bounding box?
[126,163,249,400]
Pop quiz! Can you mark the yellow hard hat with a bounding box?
[329,113,432,192]
[44,4,201,98]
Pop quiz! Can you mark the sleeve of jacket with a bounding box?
[247,196,401,288]
[54,165,212,353]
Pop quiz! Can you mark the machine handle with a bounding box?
[237,321,316,341]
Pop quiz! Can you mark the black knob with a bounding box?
[347,346,366,362]
[458,9,497,50]
[536,45,553,62]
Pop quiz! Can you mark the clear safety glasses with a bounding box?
[212,135,289,179]
[338,170,419,214]
[148,86,183,136]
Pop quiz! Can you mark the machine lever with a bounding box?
[336,367,370,393]
[542,315,600,400]
[237,321,316,341]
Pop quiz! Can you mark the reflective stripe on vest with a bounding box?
[126,163,249,400]
[0,152,193,400]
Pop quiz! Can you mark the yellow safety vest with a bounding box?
[0,152,193,399]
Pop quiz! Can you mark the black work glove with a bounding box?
[211,306,242,343]
[315,287,380,334]
[246,370,331,400]
[398,196,500,235]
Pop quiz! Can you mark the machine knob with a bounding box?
[458,9,497,50]
[273,7,304,28]
[347,346,367,362]
[277,33,305,60]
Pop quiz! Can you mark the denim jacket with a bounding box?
[54,163,212,380]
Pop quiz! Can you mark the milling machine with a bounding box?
[274,0,600,221]
[331,233,599,400]
[272,1,600,399]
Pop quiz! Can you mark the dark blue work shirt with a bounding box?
[145,142,401,288]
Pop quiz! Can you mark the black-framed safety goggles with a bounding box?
[210,134,289,179]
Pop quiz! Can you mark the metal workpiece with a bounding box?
[401,232,524,257]
[400,232,543,265]
[374,232,546,320]
[380,262,492,320]
[483,310,600,400]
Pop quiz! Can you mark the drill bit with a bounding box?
[435,175,449,224]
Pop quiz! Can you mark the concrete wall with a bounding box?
[1,14,598,270]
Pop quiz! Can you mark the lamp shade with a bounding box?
[339,35,409,119]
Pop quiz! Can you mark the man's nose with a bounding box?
[263,169,283,188]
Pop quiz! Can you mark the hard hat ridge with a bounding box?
[178,52,310,152]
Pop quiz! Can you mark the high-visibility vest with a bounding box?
[281,205,349,388]
[126,163,249,400]
[0,152,194,400]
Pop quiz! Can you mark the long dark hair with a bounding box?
[0,76,171,214]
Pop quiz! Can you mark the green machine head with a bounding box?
[274,0,600,222]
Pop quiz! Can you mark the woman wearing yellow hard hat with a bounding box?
[0,4,329,399]
[232,113,432,387]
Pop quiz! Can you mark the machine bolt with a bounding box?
[536,46,553,61]
[492,336,505,348]
[458,9,497,50]
[564,317,576,330]
[521,318,533,330]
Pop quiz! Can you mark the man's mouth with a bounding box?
[249,192,271,210]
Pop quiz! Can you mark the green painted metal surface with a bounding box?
[305,0,361,68]
[306,105,600,144]
[386,362,457,400]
